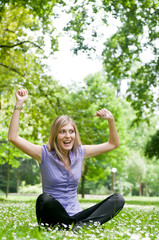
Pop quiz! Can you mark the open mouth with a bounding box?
[63,140,71,145]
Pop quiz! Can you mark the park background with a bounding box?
[0,0,159,239]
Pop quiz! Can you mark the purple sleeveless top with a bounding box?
[40,144,85,216]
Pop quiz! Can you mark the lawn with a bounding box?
[0,195,159,240]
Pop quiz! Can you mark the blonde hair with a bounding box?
[47,115,81,160]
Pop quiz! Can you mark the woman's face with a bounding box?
[57,122,76,156]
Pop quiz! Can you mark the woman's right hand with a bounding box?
[15,89,28,104]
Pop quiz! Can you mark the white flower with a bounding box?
[130,233,141,240]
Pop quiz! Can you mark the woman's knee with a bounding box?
[37,193,55,205]
[36,193,56,214]
[113,193,125,209]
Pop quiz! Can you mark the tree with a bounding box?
[117,113,158,196]
[0,0,65,25]
[102,0,159,122]
[0,140,21,197]
[63,72,128,197]
[1,0,158,122]
[0,63,67,195]
[0,1,69,195]
[1,0,158,197]
[125,151,147,196]
[64,0,159,122]
[12,158,40,193]
[145,130,159,159]
[0,2,61,83]
[144,162,159,196]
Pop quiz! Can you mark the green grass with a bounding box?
[0,196,159,239]
[79,196,159,207]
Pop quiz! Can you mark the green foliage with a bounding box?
[125,151,146,188]
[63,0,159,122]
[13,158,40,186]
[115,115,159,196]
[0,0,158,197]
[145,130,159,159]
[0,0,65,26]
[101,0,159,122]
[144,163,159,196]
[0,73,67,163]
[62,73,129,184]
[116,178,133,196]
[0,162,19,193]
[1,0,158,122]
[0,3,59,82]
[19,182,42,194]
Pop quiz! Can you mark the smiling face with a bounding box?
[48,115,81,161]
[56,122,76,156]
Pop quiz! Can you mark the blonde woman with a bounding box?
[8,89,125,230]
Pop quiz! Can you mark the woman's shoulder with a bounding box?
[42,144,47,149]
[78,144,85,151]
[41,144,56,165]
[75,144,85,158]
[42,144,49,154]
[42,144,57,155]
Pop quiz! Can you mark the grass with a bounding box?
[79,196,159,207]
[0,195,159,239]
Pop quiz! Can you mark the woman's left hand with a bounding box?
[94,108,114,120]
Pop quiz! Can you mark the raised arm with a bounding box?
[84,108,120,158]
[8,89,42,163]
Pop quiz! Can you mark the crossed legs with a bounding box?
[36,193,125,229]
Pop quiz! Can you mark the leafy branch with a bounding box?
[0,62,25,77]
[0,41,43,50]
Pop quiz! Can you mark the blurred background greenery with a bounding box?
[0,0,159,198]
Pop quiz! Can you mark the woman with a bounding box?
[8,89,125,231]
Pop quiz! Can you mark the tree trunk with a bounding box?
[139,176,142,196]
[16,175,20,193]
[112,172,116,193]
[81,175,85,198]
[145,182,148,197]
[81,164,88,198]
[6,162,10,198]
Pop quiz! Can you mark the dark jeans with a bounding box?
[36,193,125,229]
